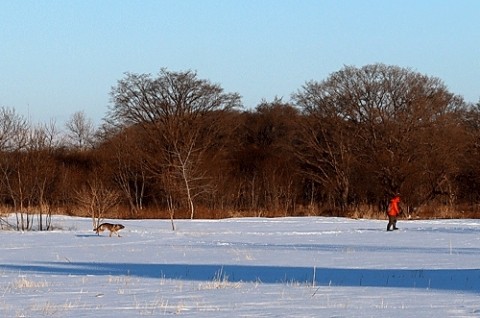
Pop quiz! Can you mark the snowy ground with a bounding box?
[1,216,480,317]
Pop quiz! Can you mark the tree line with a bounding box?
[1,64,480,229]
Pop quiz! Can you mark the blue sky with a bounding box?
[1,0,479,125]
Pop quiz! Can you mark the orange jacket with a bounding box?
[388,196,400,216]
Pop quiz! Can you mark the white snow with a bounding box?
[1,216,480,317]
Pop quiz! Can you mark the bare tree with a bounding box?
[104,126,149,216]
[65,111,95,149]
[293,80,359,213]
[0,108,31,229]
[228,100,300,214]
[0,107,29,151]
[75,176,121,230]
[0,120,60,231]
[108,69,241,219]
[26,122,60,230]
[294,64,466,214]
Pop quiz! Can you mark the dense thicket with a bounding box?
[1,64,480,227]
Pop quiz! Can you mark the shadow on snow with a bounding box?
[1,262,479,292]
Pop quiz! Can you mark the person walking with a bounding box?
[387,194,401,231]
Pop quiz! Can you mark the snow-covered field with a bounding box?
[1,216,480,317]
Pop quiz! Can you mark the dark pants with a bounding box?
[387,215,398,231]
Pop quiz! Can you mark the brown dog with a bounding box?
[93,223,125,237]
